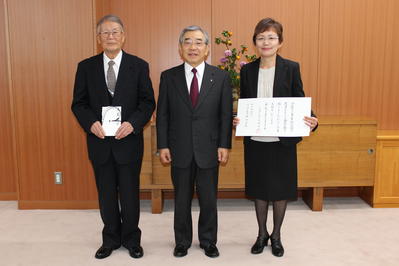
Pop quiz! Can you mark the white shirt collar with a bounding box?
[103,50,123,67]
[184,61,205,77]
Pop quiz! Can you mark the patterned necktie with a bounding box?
[190,68,199,107]
[107,60,116,96]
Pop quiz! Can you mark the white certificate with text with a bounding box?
[235,97,311,137]
[102,106,121,136]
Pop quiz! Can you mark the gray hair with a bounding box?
[178,25,209,45]
[96,14,124,34]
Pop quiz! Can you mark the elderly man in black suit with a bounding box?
[156,25,232,258]
[71,15,155,259]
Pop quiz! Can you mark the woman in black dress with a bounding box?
[234,18,318,257]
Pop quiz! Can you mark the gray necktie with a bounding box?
[107,60,116,96]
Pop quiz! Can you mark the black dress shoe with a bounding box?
[200,244,219,258]
[95,246,116,259]
[173,244,188,257]
[128,246,144,258]
[251,235,269,254]
[271,238,284,257]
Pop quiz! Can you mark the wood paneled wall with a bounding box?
[212,0,320,105]
[101,0,212,100]
[99,0,399,129]
[6,0,96,204]
[0,0,17,199]
[317,0,399,129]
[1,0,399,206]
[212,0,399,129]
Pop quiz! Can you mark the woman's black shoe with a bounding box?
[270,238,284,257]
[250,236,269,254]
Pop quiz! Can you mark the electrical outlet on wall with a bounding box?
[54,172,63,184]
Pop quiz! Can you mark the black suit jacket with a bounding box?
[240,55,315,146]
[71,51,155,165]
[156,63,232,168]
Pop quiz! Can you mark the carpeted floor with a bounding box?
[1,198,398,266]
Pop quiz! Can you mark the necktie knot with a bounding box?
[192,68,197,74]
[108,60,115,67]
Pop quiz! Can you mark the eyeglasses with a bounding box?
[182,39,206,47]
[99,30,123,38]
[256,36,279,43]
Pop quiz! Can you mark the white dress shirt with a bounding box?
[103,50,123,89]
[184,61,205,93]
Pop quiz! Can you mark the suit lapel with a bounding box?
[248,58,260,98]
[95,53,111,105]
[173,64,193,110]
[273,55,287,97]
[195,63,215,110]
[112,51,129,103]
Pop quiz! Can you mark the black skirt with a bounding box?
[244,139,298,201]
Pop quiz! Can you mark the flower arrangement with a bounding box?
[215,30,257,100]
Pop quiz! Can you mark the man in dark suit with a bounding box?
[156,25,232,258]
[71,15,155,259]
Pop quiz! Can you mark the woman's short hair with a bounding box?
[252,18,283,44]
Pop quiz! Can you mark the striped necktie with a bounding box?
[190,68,199,107]
[107,60,116,96]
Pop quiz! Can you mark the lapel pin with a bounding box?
[210,79,213,82]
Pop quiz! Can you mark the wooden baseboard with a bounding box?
[18,200,99,209]
[0,192,17,200]
[153,187,361,200]
[15,187,365,210]
[320,187,361,197]
[372,203,399,208]
[17,192,161,209]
